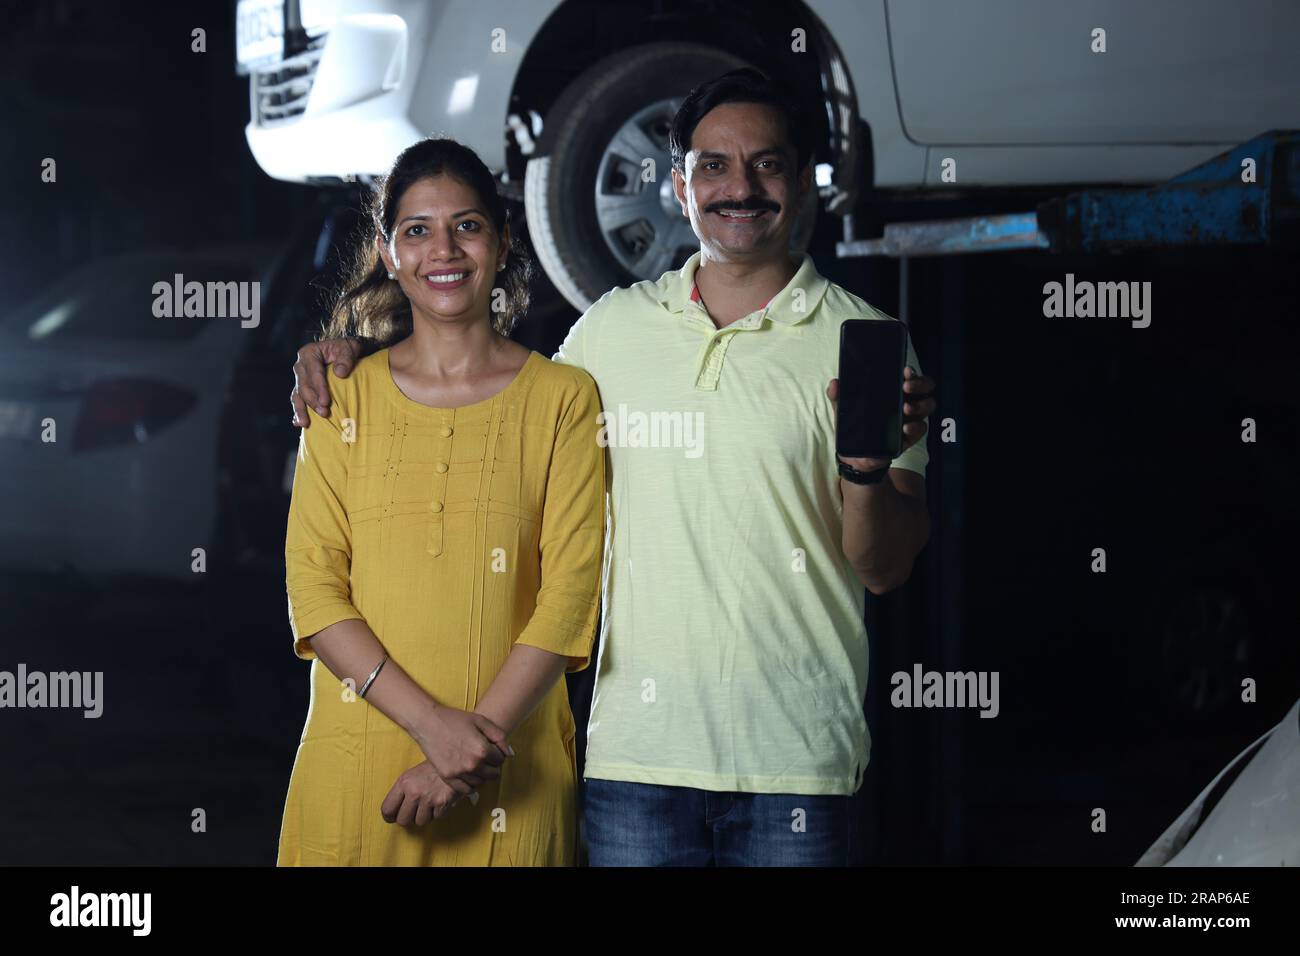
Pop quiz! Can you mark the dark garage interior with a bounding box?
[0,0,1296,876]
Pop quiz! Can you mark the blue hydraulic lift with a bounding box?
[836,130,1300,259]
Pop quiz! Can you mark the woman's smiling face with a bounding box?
[379,173,507,324]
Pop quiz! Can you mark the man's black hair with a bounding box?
[669,67,816,174]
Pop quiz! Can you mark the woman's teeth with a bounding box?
[426,272,469,283]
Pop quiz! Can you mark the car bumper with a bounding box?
[246,93,422,183]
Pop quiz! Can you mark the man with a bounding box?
[291,68,937,866]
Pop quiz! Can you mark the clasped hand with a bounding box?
[380,706,513,827]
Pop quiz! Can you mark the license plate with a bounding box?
[236,0,285,69]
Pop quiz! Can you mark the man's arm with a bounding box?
[841,467,930,595]
[829,359,936,595]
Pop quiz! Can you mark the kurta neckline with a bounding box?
[379,347,541,417]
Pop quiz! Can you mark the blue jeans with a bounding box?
[582,777,858,866]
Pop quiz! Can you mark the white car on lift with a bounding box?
[237,0,1300,311]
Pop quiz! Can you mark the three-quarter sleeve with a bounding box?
[285,378,365,660]
[514,371,607,672]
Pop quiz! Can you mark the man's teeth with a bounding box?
[718,210,763,218]
[426,272,468,283]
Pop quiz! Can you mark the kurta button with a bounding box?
[439,425,453,437]
[430,501,443,513]
[435,462,448,473]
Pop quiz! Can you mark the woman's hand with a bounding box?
[381,761,462,826]
[412,704,513,795]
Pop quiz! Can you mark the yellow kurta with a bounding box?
[279,347,606,866]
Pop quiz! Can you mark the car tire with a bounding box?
[525,42,818,312]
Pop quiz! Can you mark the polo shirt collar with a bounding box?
[657,251,829,325]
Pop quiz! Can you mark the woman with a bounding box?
[279,138,606,866]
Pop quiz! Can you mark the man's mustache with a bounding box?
[704,198,781,214]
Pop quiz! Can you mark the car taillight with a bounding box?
[72,379,198,452]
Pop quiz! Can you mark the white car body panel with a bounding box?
[244,0,1300,190]
[888,0,1300,146]
[822,0,1300,186]
[1137,698,1300,866]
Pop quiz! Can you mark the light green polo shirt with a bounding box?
[551,251,928,795]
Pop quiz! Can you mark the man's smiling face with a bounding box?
[673,100,811,264]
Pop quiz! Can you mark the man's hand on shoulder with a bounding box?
[291,338,363,428]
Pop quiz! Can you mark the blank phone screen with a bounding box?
[837,319,906,459]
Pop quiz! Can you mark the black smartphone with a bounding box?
[836,318,908,459]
